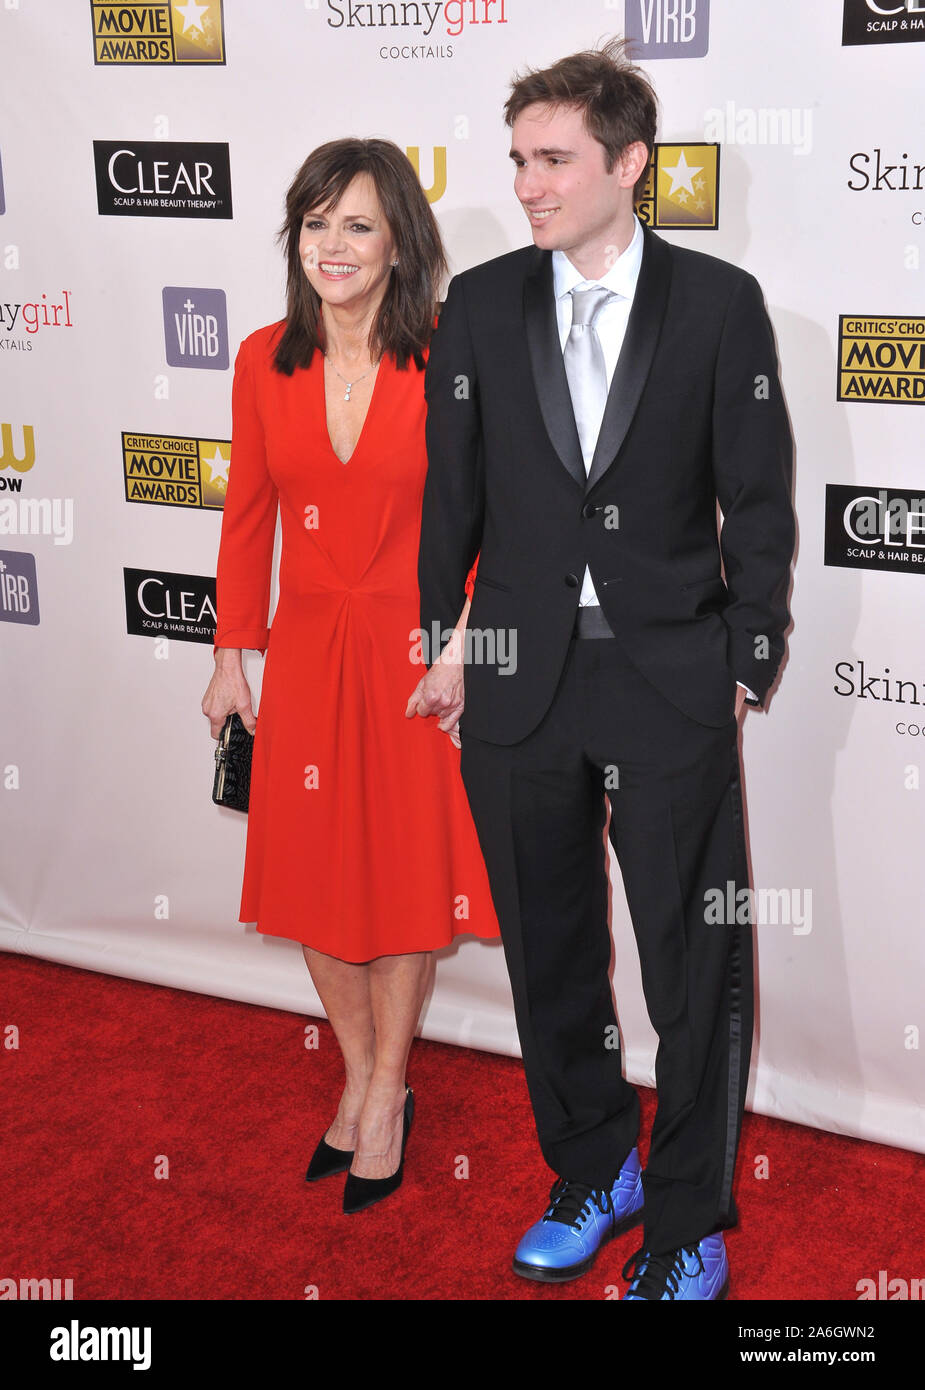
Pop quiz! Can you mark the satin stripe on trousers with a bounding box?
[459,635,752,1254]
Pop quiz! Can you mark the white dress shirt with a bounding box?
[553,214,644,607]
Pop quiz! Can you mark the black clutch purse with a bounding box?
[212,713,253,812]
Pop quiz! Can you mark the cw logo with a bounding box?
[406,146,447,204]
[0,424,35,472]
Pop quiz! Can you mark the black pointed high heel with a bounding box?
[305,1130,355,1182]
[342,1086,414,1213]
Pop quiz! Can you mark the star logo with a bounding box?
[659,150,704,199]
[636,142,719,231]
[202,446,229,488]
[173,1,210,37]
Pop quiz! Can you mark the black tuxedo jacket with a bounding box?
[419,225,795,744]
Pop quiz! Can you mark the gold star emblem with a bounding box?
[660,150,704,198]
[173,1,210,37]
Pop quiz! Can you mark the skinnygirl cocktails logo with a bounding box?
[0,292,74,355]
[320,0,509,61]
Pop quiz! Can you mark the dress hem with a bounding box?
[244,918,500,961]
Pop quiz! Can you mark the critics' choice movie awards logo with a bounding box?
[0,551,40,627]
[124,567,216,642]
[843,0,925,45]
[837,316,925,403]
[162,288,228,370]
[825,485,925,574]
[635,143,719,230]
[91,1,226,64]
[625,0,709,59]
[93,142,232,219]
[123,432,229,509]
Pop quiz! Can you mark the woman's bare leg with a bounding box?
[349,951,432,1180]
[302,946,375,1151]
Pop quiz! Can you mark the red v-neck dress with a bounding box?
[214,321,498,961]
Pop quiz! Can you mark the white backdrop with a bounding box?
[1,0,923,1151]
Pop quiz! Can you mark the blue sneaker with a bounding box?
[512,1148,644,1283]
[622,1232,729,1300]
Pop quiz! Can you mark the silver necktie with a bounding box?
[563,285,613,472]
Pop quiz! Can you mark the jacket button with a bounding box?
[581,502,597,519]
[565,573,580,588]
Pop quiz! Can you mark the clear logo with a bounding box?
[842,0,925,44]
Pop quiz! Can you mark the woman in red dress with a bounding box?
[202,139,498,1212]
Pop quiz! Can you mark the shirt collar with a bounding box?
[552,214,644,302]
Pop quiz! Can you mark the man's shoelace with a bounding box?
[543,1179,614,1228]
[622,1244,704,1299]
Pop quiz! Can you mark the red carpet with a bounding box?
[2,953,921,1302]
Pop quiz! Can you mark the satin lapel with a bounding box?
[523,250,585,489]
[586,228,673,493]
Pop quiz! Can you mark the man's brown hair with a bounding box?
[503,37,658,191]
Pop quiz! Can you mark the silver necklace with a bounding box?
[324,352,380,402]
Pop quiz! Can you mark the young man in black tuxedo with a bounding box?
[408,39,794,1300]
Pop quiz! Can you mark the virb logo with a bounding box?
[625,0,710,59]
[0,551,40,626]
[162,287,228,370]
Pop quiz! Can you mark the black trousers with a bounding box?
[459,632,753,1254]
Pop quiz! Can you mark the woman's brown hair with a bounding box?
[274,137,447,375]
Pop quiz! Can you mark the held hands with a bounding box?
[406,652,750,743]
[202,648,257,739]
[406,663,749,745]
[405,627,465,748]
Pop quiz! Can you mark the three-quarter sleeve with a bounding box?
[214,336,280,654]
